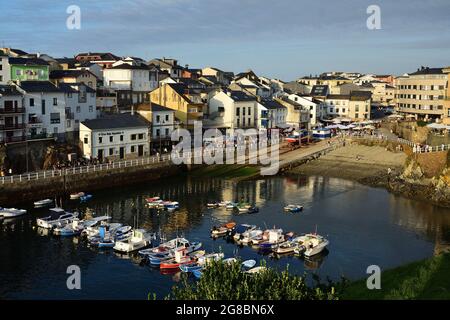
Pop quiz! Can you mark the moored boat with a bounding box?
[210,221,236,237]
[0,208,27,218]
[258,228,285,249]
[294,233,329,257]
[284,204,303,213]
[34,199,53,208]
[36,208,78,229]
[113,229,153,253]
[245,266,267,274]
[197,252,224,266]
[70,192,85,200]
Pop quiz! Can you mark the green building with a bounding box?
[9,57,49,82]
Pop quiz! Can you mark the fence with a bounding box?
[1,154,173,185]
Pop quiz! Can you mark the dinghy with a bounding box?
[54,219,85,236]
[192,269,203,279]
[284,204,303,213]
[245,266,267,274]
[206,202,219,208]
[0,208,27,218]
[210,221,236,237]
[241,259,257,269]
[34,199,53,208]
[70,192,85,200]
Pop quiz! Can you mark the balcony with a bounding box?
[65,112,75,120]
[0,123,26,131]
[151,134,172,141]
[0,107,25,114]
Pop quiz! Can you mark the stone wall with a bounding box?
[0,162,184,205]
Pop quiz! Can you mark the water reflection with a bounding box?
[1,174,449,299]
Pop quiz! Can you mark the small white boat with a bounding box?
[294,233,329,257]
[54,219,84,236]
[226,202,237,210]
[218,201,231,207]
[0,208,27,218]
[141,237,190,255]
[70,192,85,200]
[222,257,237,265]
[245,266,267,274]
[241,259,256,269]
[113,229,153,253]
[34,199,53,208]
[236,229,263,245]
[197,252,224,266]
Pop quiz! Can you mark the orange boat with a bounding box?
[211,221,236,237]
[159,248,196,270]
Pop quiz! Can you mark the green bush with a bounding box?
[416,120,428,127]
[161,260,340,300]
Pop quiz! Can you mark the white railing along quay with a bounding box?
[1,154,173,185]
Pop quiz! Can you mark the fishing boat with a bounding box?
[80,194,93,202]
[54,219,84,236]
[145,241,203,265]
[284,205,303,213]
[210,221,236,237]
[272,237,303,254]
[165,202,179,212]
[206,202,219,208]
[258,229,285,249]
[245,266,267,274]
[197,252,224,266]
[159,248,201,270]
[250,230,270,245]
[235,229,263,245]
[97,237,116,248]
[0,208,27,218]
[294,233,329,257]
[36,208,78,229]
[34,199,53,208]
[70,192,85,200]
[232,224,257,242]
[140,237,193,256]
[218,201,231,207]
[113,229,153,253]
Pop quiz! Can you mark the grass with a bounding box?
[189,164,260,179]
[342,253,450,300]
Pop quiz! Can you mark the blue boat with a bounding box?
[192,269,203,279]
[80,194,93,202]
[312,128,331,140]
[98,239,115,248]
[179,264,203,273]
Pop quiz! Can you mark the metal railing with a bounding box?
[1,154,173,185]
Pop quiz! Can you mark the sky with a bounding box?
[1,0,449,81]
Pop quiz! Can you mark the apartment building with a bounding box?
[325,91,371,121]
[395,67,447,121]
[0,85,26,144]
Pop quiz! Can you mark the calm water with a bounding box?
[1,175,450,300]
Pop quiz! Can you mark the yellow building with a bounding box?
[325,91,371,121]
[395,67,447,121]
[443,67,450,125]
[149,83,203,129]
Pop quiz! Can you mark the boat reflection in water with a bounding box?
[303,249,328,271]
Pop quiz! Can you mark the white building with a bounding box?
[0,85,26,144]
[80,113,150,161]
[17,81,66,140]
[208,90,257,132]
[257,99,287,129]
[0,50,11,84]
[286,94,323,126]
[59,83,97,135]
[103,62,158,105]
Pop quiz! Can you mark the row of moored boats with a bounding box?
[211,222,329,257]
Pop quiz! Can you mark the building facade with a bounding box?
[80,114,150,161]
[395,67,447,121]
[0,85,26,144]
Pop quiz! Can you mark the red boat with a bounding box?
[159,247,201,270]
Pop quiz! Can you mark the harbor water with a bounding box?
[1,174,450,299]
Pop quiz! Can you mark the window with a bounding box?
[99,137,103,143]
[131,134,136,140]
[165,128,169,136]
[53,98,57,106]
[0,76,2,82]
[138,133,144,139]
[120,135,124,141]
[50,112,60,124]
[16,69,22,76]
[165,114,169,121]
[84,138,88,144]
[89,106,93,112]
[236,107,240,116]
[76,106,81,113]
[156,129,160,137]
[67,120,71,128]
[109,136,113,143]
[30,98,34,106]
[156,115,160,123]
[109,148,114,156]
[131,146,135,153]
[42,100,46,115]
